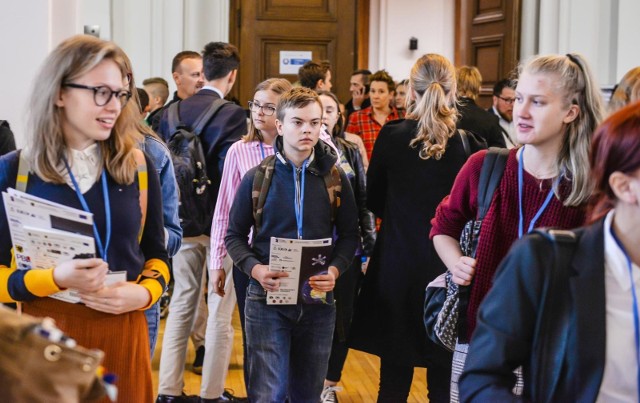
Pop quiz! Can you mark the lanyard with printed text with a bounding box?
[517,146,559,239]
[259,141,266,160]
[63,157,111,263]
[610,224,640,401]
[292,159,309,239]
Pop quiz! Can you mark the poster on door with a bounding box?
[279,51,312,75]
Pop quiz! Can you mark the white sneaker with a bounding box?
[320,386,342,403]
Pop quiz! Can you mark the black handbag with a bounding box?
[424,148,509,351]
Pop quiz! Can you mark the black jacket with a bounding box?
[0,121,16,157]
[460,219,607,402]
[225,136,360,278]
[335,137,376,256]
[457,97,506,148]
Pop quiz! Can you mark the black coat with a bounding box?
[0,121,16,157]
[457,97,506,148]
[460,219,607,402]
[348,119,485,366]
[335,137,376,255]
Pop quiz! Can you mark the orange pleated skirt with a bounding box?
[22,298,153,403]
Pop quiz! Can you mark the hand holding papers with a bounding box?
[2,188,125,303]
[267,237,333,305]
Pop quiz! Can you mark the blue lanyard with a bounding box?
[62,157,111,263]
[610,224,640,401]
[259,141,266,160]
[292,159,309,239]
[517,146,558,238]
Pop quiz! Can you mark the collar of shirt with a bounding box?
[58,143,101,193]
[604,210,640,291]
[200,85,225,99]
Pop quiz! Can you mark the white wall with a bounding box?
[368,0,455,82]
[529,0,640,86]
[0,0,229,147]
[0,1,51,148]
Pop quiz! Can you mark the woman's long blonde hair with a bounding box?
[518,53,604,206]
[24,35,142,185]
[406,54,458,160]
[243,78,292,142]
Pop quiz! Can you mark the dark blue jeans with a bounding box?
[245,280,336,402]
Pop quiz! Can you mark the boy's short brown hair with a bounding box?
[276,87,323,122]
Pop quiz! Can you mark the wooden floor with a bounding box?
[152,307,430,402]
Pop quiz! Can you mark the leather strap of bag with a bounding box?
[458,147,510,342]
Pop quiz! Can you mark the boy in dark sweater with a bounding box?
[225,87,359,401]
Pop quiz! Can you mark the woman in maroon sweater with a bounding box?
[430,53,605,401]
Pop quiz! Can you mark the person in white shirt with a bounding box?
[459,101,640,402]
[488,79,517,148]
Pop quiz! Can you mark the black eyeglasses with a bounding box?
[498,96,516,104]
[63,83,132,107]
[248,101,276,116]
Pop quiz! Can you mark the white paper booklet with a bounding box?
[3,189,94,269]
[2,189,124,304]
[267,237,332,305]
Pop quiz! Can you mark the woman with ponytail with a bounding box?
[460,101,640,402]
[431,53,604,401]
[348,53,486,402]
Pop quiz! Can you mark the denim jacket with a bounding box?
[141,134,182,257]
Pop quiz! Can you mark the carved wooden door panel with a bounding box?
[229,0,357,105]
[455,0,521,108]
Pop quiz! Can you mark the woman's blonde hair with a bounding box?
[608,66,640,115]
[518,53,604,206]
[243,78,292,142]
[456,65,482,100]
[406,54,458,160]
[24,35,142,185]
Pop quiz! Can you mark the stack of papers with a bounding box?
[2,188,125,303]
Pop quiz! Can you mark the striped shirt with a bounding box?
[209,140,274,271]
[209,130,337,271]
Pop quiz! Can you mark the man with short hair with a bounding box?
[488,78,517,148]
[151,51,205,131]
[156,42,247,403]
[298,60,332,91]
[143,77,169,125]
[345,69,371,121]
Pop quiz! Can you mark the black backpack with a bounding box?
[166,99,229,237]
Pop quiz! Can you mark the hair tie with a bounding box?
[566,54,584,73]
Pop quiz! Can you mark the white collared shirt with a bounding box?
[491,106,517,149]
[596,210,640,402]
[200,85,225,99]
[58,144,101,193]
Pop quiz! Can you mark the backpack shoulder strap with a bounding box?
[323,165,342,223]
[132,149,148,243]
[252,155,277,235]
[458,129,471,158]
[531,227,578,401]
[476,147,510,220]
[167,102,181,135]
[16,150,29,192]
[192,98,230,136]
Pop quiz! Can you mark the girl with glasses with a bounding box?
[0,35,170,402]
[207,78,291,397]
